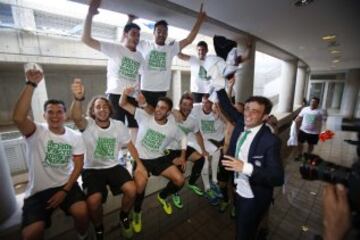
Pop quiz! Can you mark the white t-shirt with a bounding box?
[299,106,327,134]
[24,123,85,198]
[100,41,144,94]
[138,40,180,91]
[190,104,225,142]
[169,113,199,150]
[188,56,212,93]
[82,117,131,169]
[134,108,185,159]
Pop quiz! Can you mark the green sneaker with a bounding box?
[230,205,236,218]
[120,216,133,239]
[172,192,183,209]
[157,194,173,215]
[219,201,230,213]
[132,211,142,233]
[121,226,133,239]
[187,184,204,196]
[205,189,219,206]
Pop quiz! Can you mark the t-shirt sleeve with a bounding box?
[100,41,124,59]
[117,121,131,146]
[169,41,180,58]
[189,56,197,65]
[137,40,148,54]
[298,108,306,117]
[134,108,150,123]
[72,132,86,156]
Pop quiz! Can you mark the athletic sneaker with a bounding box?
[219,200,230,213]
[187,184,204,196]
[157,194,173,215]
[120,215,133,239]
[172,192,183,209]
[210,182,223,198]
[132,211,142,233]
[205,189,219,206]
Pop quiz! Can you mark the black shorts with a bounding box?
[140,150,181,176]
[141,90,167,108]
[108,94,138,128]
[208,138,225,148]
[192,92,207,103]
[82,165,133,203]
[298,130,319,145]
[22,183,85,229]
[169,146,197,160]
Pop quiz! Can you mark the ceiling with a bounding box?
[72,0,360,73]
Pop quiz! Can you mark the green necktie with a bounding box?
[234,130,251,179]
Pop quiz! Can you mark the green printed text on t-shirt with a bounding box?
[148,50,166,71]
[198,66,211,81]
[201,120,216,134]
[94,137,116,160]
[45,140,72,167]
[119,57,140,80]
[178,124,192,135]
[141,129,166,152]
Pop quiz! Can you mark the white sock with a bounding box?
[211,150,221,184]
[201,157,210,191]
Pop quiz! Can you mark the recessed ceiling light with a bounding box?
[330,50,341,54]
[332,59,340,63]
[322,35,336,41]
[294,0,314,7]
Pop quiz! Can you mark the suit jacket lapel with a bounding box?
[248,124,267,163]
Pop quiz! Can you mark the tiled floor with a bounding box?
[55,129,358,240]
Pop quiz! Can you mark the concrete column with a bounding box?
[340,69,360,118]
[0,140,17,224]
[24,64,48,123]
[278,60,298,113]
[294,67,306,106]
[331,83,343,109]
[171,70,182,107]
[235,39,256,103]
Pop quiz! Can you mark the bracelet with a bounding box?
[61,188,69,194]
[26,81,38,88]
[74,96,85,101]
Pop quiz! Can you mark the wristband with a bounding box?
[26,81,38,88]
[74,96,85,101]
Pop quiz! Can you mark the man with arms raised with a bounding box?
[220,90,284,240]
[177,41,211,103]
[13,68,89,240]
[132,5,206,108]
[119,87,187,233]
[82,0,144,139]
[70,79,144,239]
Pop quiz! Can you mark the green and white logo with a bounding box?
[94,137,116,160]
[201,120,216,134]
[198,66,211,81]
[45,140,72,167]
[148,50,166,71]
[119,57,140,80]
[141,129,166,152]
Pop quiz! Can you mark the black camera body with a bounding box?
[299,153,360,229]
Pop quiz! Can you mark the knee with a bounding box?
[173,175,185,187]
[22,222,45,240]
[71,201,89,221]
[122,181,137,199]
[86,193,102,212]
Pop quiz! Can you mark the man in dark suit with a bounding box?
[217,88,284,240]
